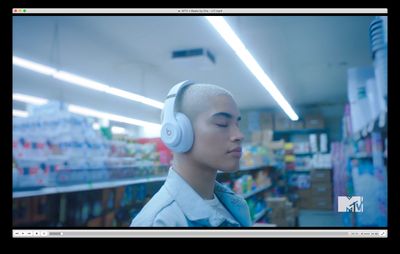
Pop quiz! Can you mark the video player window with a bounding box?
[12,8,388,238]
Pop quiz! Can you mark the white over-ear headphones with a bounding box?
[160,80,195,153]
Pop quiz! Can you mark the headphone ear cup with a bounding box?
[161,121,181,150]
[174,112,194,153]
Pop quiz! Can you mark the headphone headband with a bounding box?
[160,80,196,153]
[163,80,195,124]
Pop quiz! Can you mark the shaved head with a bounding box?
[177,84,234,123]
[162,83,235,123]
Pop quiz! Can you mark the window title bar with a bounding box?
[12,8,388,14]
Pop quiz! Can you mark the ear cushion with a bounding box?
[160,121,181,148]
[174,112,194,153]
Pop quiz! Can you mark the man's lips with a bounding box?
[228,147,242,153]
[228,147,242,158]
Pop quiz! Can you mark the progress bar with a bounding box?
[13,229,388,238]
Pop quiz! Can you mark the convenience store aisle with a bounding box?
[12,14,388,228]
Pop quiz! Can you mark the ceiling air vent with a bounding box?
[171,48,216,69]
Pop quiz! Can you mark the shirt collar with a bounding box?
[214,183,252,227]
[164,168,241,226]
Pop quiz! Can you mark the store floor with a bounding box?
[298,210,346,227]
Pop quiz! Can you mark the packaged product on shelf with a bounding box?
[13,104,173,190]
[104,211,116,227]
[319,133,328,153]
[347,67,376,134]
[283,142,294,151]
[13,158,50,189]
[311,153,332,169]
[13,107,113,188]
[293,142,310,154]
[107,158,137,180]
[241,146,254,167]
[251,131,262,146]
[365,137,372,155]
[135,137,173,166]
[12,167,18,187]
[255,171,269,186]
[284,154,295,163]
[261,129,273,146]
[294,156,312,169]
[366,78,381,126]
[241,175,252,194]
[240,144,276,168]
[233,178,243,194]
[285,162,295,170]
[266,139,285,150]
[309,134,318,153]
[287,174,311,189]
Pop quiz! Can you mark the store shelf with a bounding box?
[13,175,167,199]
[239,164,276,172]
[286,169,311,173]
[274,128,327,135]
[350,153,373,159]
[241,183,273,199]
[293,152,313,156]
[218,164,275,174]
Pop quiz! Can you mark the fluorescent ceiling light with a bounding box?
[67,104,161,130]
[13,56,164,109]
[13,109,29,118]
[12,92,161,131]
[105,87,164,109]
[13,93,49,105]
[205,17,299,121]
[111,126,126,134]
[53,71,109,92]
[13,56,57,76]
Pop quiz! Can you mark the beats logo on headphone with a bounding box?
[160,80,195,153]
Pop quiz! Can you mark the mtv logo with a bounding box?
[338,196,363,212]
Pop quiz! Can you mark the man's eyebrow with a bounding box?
[211,112,241,121]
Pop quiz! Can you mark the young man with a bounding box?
[130,81,251,227]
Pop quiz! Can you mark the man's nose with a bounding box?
[231,125,244,142]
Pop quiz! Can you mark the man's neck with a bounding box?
[172,155,217,200]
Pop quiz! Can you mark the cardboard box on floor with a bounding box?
[310,169,332,183]
[309,196,333,210]
[266,197,297,227]
[310,182,333,197]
